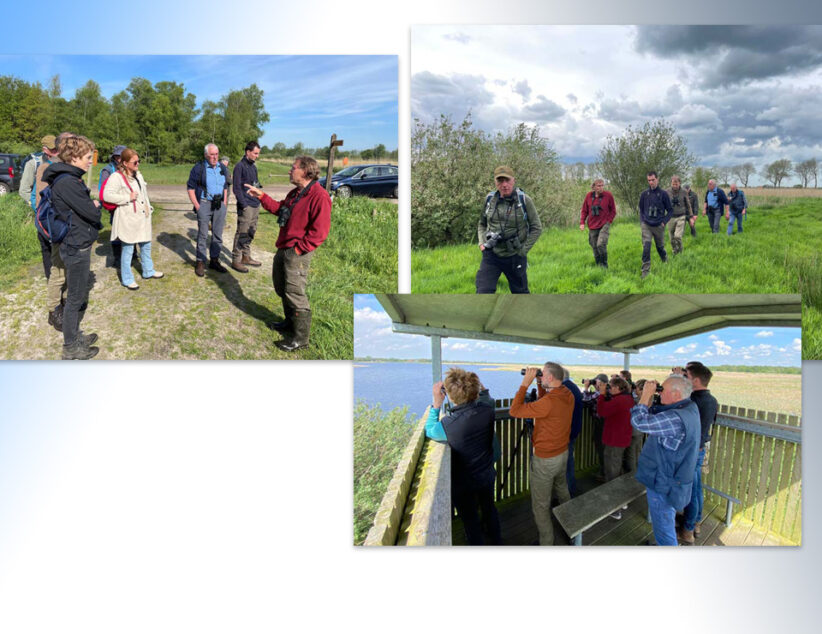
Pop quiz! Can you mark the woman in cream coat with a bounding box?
[106,148,163,289]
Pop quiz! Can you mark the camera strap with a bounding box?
[288,179,318,210]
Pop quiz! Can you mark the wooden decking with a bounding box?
[453,472,798,546]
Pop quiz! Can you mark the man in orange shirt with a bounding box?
[510,362,575,545]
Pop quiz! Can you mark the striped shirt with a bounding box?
[630,403,685,451]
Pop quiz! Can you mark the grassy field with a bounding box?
[411,199,820,359]
[0,194,397,359]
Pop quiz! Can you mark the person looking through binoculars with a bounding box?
[475,166,542,294]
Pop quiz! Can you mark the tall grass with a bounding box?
[0,195,40,287]
[412,200,820,358]
[353,402,416,545]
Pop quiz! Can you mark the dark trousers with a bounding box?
[640,222,667,275]
[706,208,722,233]
[593,416,605,476]
[453,484,502,545]
[588,222,610,264]
[566,437,578,496]
[273,246,314,312]
[59,243,92,346]
[475,249,529,294]
[37,231,52,279]
[604,445,627,481]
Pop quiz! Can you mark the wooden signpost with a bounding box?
[325,134,344,194]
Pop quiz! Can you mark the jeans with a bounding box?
[121,241,155,286]
[646,488,678,546]
[530,451,570,545]
[683,447,706,530]
[566,438,577,496]
[453,483,502,545]
[475,249,529,294]
[196,202,227,262]
[727,211,743,234]
[59,243,92,346]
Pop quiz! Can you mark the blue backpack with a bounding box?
[35,173,72,243]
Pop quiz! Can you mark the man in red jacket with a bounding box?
[245,156,332,351]
[579,179,617,268]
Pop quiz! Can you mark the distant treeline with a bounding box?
[0,74,397,164]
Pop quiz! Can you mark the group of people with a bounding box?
[19,134,332,359]
[475,165,750,292]
[425,360,718,546]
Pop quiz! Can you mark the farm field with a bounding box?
[411,199,821,359]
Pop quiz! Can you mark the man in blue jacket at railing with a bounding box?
[631,374,700,545]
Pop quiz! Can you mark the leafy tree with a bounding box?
[763,158,793,187]
[690,166,711,191]
[219,84,269,159]
[732,162,756,187]
[597,119,695,213]
[361,149,374,160]
[373,143,386,160]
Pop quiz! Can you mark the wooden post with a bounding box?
[623,352,630,371]
[325,133,344,194]
[431,335,442,385]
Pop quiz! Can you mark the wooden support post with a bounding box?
[624,352,630,371]
[431,335,442,385]
[325,133,344,194]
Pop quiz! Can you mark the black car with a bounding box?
[318,163,398,199]
[0,153,23,196]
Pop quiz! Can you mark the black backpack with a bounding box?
[35,173,72,243]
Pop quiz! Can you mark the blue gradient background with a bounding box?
[2,1,822,632]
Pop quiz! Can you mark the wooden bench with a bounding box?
[553,473,647,545]
[703,485,741,527]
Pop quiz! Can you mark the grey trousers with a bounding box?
[196,202,227,262]
[232,205,261,259]
[588,222,611,263]
[273,246,314,312]
[668,216,687,254]
[530,451,570,545]
[604,445,627,482]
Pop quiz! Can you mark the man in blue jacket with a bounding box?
[630,374,700,546]
[726,183,748,235]
[703,179,729,234]
[638,171,673,279]
[231,141,263,273]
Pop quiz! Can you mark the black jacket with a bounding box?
[43,162,102,249]
[232,156,260,209]
[441,400,496,493]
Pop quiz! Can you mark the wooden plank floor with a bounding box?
[453,473,798,546]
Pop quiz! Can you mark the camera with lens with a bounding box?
[483,231,504,250]
[277,204,292,227]
[521,368,543,378]
[210,192,224,211]
[591,203,602,217]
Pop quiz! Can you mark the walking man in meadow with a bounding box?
[684,184,699,237]
[665,175,694,256]
[579,178,616,268]
[187,143,230,277]
[475,166,542,293]
[638,171,672,279]
[703,179,729,234]
[726,183,748,235]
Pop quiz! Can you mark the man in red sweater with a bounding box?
[245,156,332,351]
[579,179,617,268]
[510,362,575,545]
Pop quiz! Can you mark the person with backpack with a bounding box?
[475,166,542,294]
[186,143,230,277]
[42,135,103,360]
[726,183,748,235]
[98,145,127,266]
[638,171,673,279]
[104,148,163,290]
[19,135,59,279]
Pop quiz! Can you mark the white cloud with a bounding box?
[713,340,732,356]
[354,307,391,325]
[674,343,698,354]
[708,334,719,341]
[756,330,774,337]
[792,338,802,352]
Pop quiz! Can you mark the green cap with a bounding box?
[494,165,514,180]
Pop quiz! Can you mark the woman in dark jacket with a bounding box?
[43,135,102,360]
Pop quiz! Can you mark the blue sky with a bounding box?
[1,55,397,150]
[354,294,802,367]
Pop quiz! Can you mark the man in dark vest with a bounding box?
[630,374,700,545]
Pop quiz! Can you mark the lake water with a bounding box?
[354,361,533,420]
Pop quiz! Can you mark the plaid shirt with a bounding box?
[630,403,685,451]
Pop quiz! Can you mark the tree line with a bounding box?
[0,74,397,164]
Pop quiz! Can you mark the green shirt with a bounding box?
[477,190,542,257]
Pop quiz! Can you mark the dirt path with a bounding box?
[0,207,313,360]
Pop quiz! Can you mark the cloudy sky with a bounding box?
[2,55,397,150]
[354,295,801,367]
[412,26,822,184]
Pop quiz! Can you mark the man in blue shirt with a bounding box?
[630,374,700,545]
[187,143,230,277]
[726,183,748,235]
[703,179,729,234]
[638,171,673,279]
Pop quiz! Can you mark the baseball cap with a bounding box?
[41,135,57,151]
[111,145,127,159]
[494,166,514,180]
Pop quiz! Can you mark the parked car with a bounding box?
[0,153,23,196]
[318,163,398,199]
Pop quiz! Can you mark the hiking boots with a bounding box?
[270,307,294,333]
[62,340,99,360]
[195,261,206,277]
[276,310,311,352]
[209,257,227,273]
[677,527,695,545]
[231,257,249,273]
[82,332,98,346]
[242,254,262,267]
[48,304,64,332]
